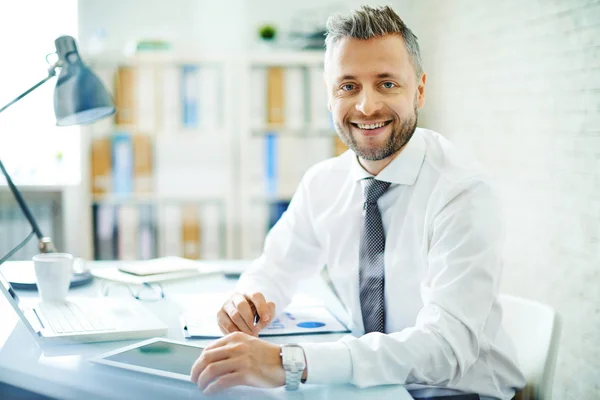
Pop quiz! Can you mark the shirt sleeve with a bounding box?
[300,179,505,388]
[235,171,325,312]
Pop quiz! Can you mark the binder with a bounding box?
[199,66,220,130]
[114,66,136,125]
[135,66,156,133]
[117,205,138,260]
[90,137,112,195]
[266,67,285,126]
[94,204,117,260]
[160,65,181,133]
[111,133,133,195]
[264,132,277,198]
[137,204,156,260]
[181,65,200,129]
[181,204,201,260]
[200,202,222,260]
[160,204,183,257]
[133,135,153,193]
[250,68,267,129]
[284,67,306,129]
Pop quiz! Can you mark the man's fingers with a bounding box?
[232,294,258,333]
[245,292,271,322]
[217,311,238,335]
[203,372,246,396]
[197,358,240,391]
[258,301,276,331]
[223,298,255,336]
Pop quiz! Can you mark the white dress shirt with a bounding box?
[236,128,526,399]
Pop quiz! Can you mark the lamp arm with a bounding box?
[0,64,60,253]
[0,64,58,115]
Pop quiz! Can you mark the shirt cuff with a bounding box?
[300,341,352,385]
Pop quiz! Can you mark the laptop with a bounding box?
[0,269,168,345]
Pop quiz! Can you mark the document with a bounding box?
[175,293,350,338]
[90,257,222,284]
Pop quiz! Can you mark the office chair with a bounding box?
[500,294,562,400]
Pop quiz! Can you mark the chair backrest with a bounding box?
[499,294,562,400]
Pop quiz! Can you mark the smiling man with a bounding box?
[190,5,526,400]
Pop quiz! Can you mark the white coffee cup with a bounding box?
[33,253,73,303]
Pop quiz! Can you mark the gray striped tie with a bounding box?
[359,178,391,334]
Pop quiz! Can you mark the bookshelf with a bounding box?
[78,50,346,261]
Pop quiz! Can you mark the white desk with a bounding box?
[0,261,412,400]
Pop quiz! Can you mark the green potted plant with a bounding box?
[258,24,277,42]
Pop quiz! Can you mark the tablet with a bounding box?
[89,338,204,381]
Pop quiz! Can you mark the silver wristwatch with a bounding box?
[280,344,306,391]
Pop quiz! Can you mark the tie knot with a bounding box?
[363,178,391,204]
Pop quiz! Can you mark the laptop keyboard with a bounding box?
[37,302,117,334]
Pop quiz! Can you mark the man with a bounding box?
[191,5,526,399]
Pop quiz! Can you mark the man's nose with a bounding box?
[355,89,383,116]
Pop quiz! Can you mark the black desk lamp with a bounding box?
[0,36,115,287]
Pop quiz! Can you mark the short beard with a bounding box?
[335,100,418,161]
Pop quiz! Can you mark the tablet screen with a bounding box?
[104,340,203,376]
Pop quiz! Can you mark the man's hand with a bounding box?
[217,292,276,336]
[190,332,285,395]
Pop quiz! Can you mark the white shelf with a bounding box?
[91,194,226,205]
[75,49,337,261]
[85,50,325,67]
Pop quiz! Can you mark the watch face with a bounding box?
[282,345,306,371]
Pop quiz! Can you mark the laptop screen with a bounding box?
[0,269,39,336]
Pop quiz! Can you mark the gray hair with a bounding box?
[325,5,424,79]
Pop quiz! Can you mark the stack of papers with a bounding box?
[90,257,222,284]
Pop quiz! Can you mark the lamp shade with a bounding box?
[53,36,115,126]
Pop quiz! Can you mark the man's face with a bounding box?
[325,35,426,161]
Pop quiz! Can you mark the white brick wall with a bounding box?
[398,0,600,398]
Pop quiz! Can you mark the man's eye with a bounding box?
[341,84,355,91]
[382,82,396,89]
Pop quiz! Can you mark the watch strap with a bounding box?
[284,369,301,391]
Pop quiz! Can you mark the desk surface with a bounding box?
[0,261,412,400]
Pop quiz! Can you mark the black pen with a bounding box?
[250,301,260,326]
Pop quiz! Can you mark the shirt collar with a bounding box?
[349,128,426,185]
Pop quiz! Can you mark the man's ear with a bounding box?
[417,73,427,109]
